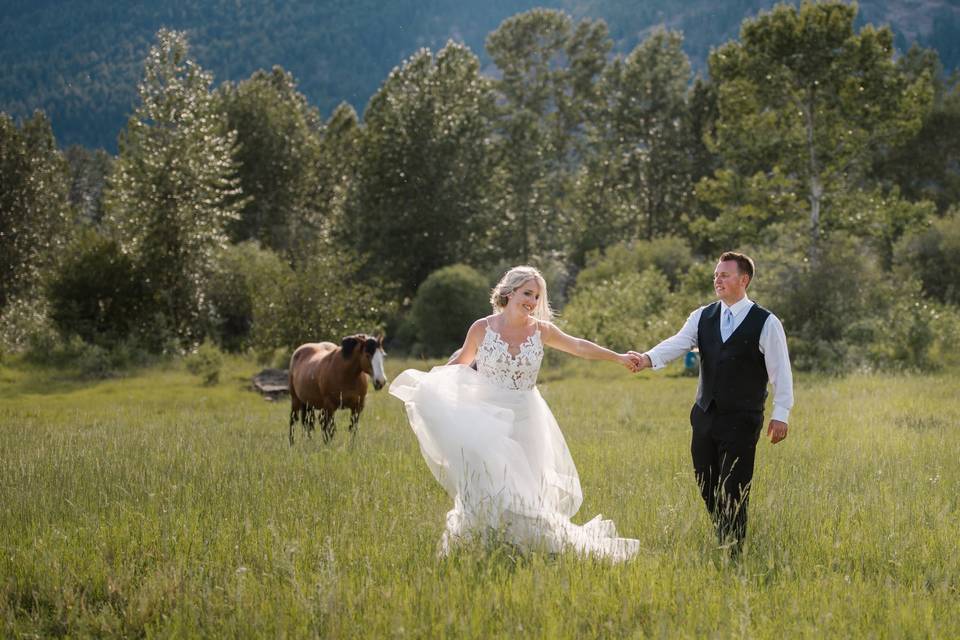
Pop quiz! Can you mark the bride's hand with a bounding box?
[618,353,641,373]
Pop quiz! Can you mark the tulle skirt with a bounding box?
[390,364,639,561]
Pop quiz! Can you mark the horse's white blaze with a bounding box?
[372,349,387,386]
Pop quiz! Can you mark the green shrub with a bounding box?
[73,341,115,379]
[575,236,694,291]
[185,340,224,385]
[387,311,419,354]
[16,332,156,379]
[0,295,58,356]
[208,241,288,352]
[46,231,149,346]
[249,246,392,352]
[561,268,691,353]
[927,303,960,369]
[410,264,490,357]
[254,346,292,370]
[751,232,946,372]
[894,207,960,305]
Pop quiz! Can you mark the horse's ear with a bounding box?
[341,336,359,359]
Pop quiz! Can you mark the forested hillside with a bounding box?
[3,2,960,379]
[2,0,958,149]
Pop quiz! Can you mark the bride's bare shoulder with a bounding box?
[469,316,495,334]
[536,319,557,334]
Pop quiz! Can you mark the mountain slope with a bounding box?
[1,0,957,150]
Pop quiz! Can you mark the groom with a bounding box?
[631,251,793,555]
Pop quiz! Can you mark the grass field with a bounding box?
[1,355,958,638]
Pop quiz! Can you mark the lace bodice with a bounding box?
[475,324,543,391]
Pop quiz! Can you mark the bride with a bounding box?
[390,266,641,561]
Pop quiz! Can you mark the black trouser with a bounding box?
[690,402,764,551]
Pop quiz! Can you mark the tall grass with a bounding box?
[1,356,957,637]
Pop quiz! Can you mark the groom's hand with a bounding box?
[627,351,651,371]
[767,420,788,444]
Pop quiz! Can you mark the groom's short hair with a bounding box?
[718,251,755,283]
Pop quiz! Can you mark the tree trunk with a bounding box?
[804,88,822,265]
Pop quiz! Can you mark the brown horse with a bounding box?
[288,334,387,444]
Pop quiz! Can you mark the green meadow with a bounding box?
[1,356,958,638]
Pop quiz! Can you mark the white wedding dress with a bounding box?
[389,323,639,561]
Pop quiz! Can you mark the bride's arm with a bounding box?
[446,318,487,365]
[540,322,640,371]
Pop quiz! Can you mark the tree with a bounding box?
[64,145,112,226]
[104,29,243,348]
[873,46,960,213]
[704,1,933,262]
[342,42,495,298]
[894,207,960,305]
[606,29,694,240]
[0,111,71,311]
[248,245,392,354]
[486,9,611,262]
[312,102,361,256]
[219,67,324,260]
[569,29,695,263]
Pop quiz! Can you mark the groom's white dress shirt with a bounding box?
[643,295,794,423]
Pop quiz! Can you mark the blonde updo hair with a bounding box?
[490,265,553,321]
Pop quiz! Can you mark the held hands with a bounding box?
[627,351,652,372]
[619,352,644,373]
[767,419,788,444]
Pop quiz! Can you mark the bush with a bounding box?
[16,333,156,379]
[561,268,691,353]
[73,341,116,379]
[575,236,694,291]
[185,340,224,385]
[894,207,960,305]
[387,310,419,354]
[208,241,288,352]
[751,232,946,372]
[927,303,960,369]
[46,231,149,346]
[410,264,490,357]
[0,295,58,356]
[249,246,393,352]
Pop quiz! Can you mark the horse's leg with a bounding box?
[320,409,335,444]
[289,392,303,446]
[347,408,361,449]
[304,405,315,438]
[349,408,361,435]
